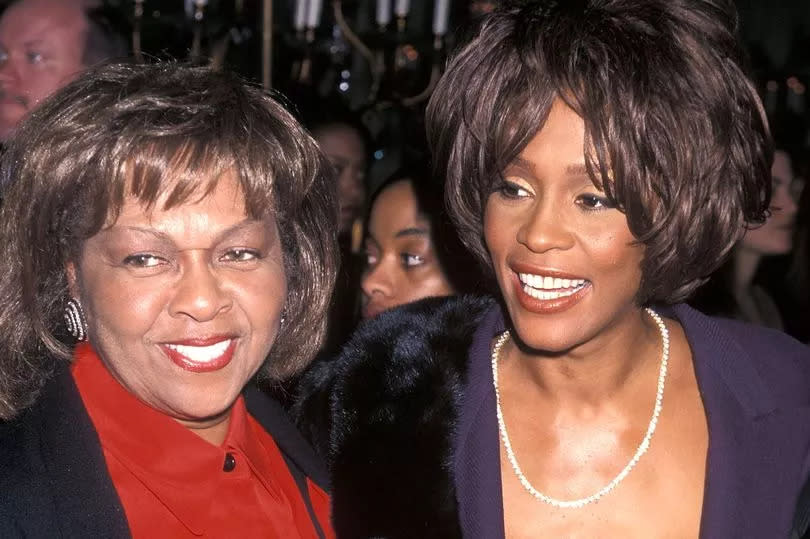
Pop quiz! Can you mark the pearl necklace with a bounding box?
[491,307,670,509]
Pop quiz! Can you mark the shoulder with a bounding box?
[0,365,129,536]
[0,374,68,533]
[295,294,496,452]
[293,295,496,538]
[243,385,329,490]
[674,304,810,404]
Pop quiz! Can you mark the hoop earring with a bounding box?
[64,298,88,342]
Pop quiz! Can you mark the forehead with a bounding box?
[314,125,365,161]
[110,170,249,229]
[513,99,587,173]
[771,150,793,182]
[369,181,427,232]
[0,1,86,47]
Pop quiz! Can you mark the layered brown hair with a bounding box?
[0,62,338,419]
[427,0,772,304]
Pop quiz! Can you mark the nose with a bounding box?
[0,56,19,86]
[168,255,232,322]
[516,199,575,253]
[361,260,394,301]
[339,170,366,205]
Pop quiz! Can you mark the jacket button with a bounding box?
[223,452,236,472]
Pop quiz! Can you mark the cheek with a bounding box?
[483,202,509,261]
[230,268,287,329]
[83,276,168,341]
[405,266,454,300]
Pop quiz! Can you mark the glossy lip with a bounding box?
[508,262,591,315]
[159,336,238,373]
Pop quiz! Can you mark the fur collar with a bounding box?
[295,295,495,538]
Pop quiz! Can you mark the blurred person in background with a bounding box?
[0,0,127,142]
[309,116,371,357]
[691,147,799,329]
[361,165,482,319]
[0,63,336,537]
[311,119,369,242]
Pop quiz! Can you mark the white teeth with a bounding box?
[165,340,231,363]
[518,273,586,291]
[522,283,585,300]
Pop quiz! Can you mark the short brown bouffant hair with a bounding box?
[427,0,772,305]
[0,63,338,419]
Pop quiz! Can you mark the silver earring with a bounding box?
[64,298,87,342]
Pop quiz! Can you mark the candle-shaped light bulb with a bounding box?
[293,0,307,31]
[306,0,322,29]
[394,0,409,17]
[433,0,450,35]
[376,0,391,26]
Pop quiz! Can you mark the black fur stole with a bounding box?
[294,295,495,538]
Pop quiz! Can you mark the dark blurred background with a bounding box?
[2,0,805,187]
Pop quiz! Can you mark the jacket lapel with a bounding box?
[37,366,131,538]
[455,305,506,539]
[672,305,810,538]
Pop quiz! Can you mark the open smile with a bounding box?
[511,268,591,314]
[160,337,237,373]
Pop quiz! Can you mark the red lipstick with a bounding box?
[160,336,237,373]
[509,268,591,315]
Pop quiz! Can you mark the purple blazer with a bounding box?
[457,303,810,538]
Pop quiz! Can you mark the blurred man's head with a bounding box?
[0,0,127,141]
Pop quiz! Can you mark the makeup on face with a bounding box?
[71,171,287,438]
[361,179,454,318]
[484,99,645,354]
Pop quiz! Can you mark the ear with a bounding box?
[65,261,80,299]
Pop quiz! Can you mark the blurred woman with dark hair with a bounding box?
[0,63,337,537]
[692,147,799,329]
[361,164,482,319]
[296,1,810,537]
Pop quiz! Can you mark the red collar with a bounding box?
[70,343,286,535]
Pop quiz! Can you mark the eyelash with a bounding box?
[220,248,261,262]
[576,193,615,211]
[362,251,425,270]
[495,180,531,200]
[123,254,165,268]
[496,179,616,212]
[401,253,425,268]
[122,248,262,269]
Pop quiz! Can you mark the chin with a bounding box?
[509,317,585,355]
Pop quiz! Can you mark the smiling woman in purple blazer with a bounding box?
[295,1,810,537]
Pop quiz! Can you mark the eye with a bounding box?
[495,180,531,200]
[25,51,43,64]
[220,248,260,262]
[576,193,615,210]
[401,253,425,268]
[123,254,165,268]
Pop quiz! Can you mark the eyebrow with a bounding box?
[108,219,268,244]
[394,226,429,239]
[508,157,589,177]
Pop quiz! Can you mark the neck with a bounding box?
[732,246,760,295]
[177,410,232,446]
[500,307,662,406]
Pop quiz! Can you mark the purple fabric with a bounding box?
[454,303,810,538]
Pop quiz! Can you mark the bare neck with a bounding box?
[732,247,761,295]
[500,308,663,407]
